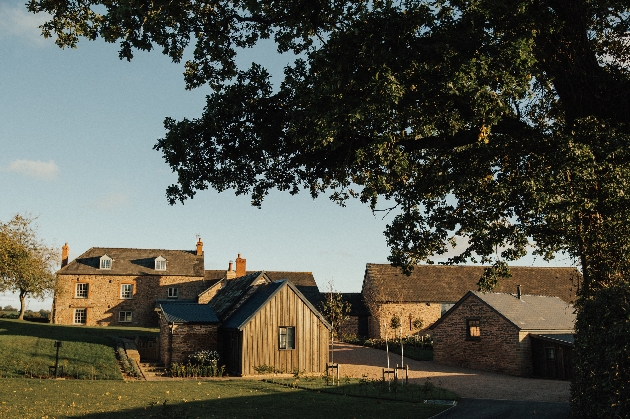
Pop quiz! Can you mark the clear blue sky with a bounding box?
[0,0,573,311]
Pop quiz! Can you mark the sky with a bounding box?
[0,1,574,311]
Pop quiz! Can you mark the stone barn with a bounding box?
[430,289,575,377]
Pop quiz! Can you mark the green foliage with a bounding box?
[27,1,630,416]
[319,290,352,338]
[253,364,281,375]
[170,351,225,378]
[0,214,58,319]
[390,314,402,331]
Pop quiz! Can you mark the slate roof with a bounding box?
[431,291,576,331]
[208,271,269,319]
[363,264,579,304]
[159,302,219,324]
[58,247,205,277]
[222,280,331,330]
[530,333,575,346]
[201,270,322,307]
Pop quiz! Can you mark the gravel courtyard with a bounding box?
[330,343,570,402]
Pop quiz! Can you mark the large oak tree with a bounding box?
[28,0,630,415]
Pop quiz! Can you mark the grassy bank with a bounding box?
[0,378,452,419]
[0,319,157,379]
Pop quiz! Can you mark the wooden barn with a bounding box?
[220,279,330,375]
[157,271,331,376]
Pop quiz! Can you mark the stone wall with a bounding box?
[159,318,219,365]
[54,274,209,327]
[367,302,442,339]
[431,295,528,376]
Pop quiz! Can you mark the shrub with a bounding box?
[169,350,225,377]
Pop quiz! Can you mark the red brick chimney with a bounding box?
[235,254,246,277]
[196,237,203,256]
[61,243,69,268]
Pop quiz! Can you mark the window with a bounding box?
[546,347,556,360]
[155,256,167,271]
[75,283,89,298]
[466,319,481,340]
[120,284,133,299]
[100,255,112,270]
[167,287,178,299]
[279,326,295,350]
[74,308,86,325]
[118,311,132,323]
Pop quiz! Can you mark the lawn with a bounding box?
[0,319,158,379]
[0,378,453,419]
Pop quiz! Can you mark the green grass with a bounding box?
[0,319,158,380]
[0,378,453,419]
[266,375,459,403]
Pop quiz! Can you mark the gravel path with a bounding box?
[330,343,570,402]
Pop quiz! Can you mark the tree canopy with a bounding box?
[27,1,630,416]
[0,214,57,320]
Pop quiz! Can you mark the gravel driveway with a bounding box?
[330,343,570,402]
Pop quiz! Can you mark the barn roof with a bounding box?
[158,302,219,324]
[363,264,579,304]
[208,271,270,319]
[58,247,205,277]
[221,280,331,330]
[431,291,576,331]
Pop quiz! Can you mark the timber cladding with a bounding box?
[236,284,329,376]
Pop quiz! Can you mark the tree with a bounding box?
[320,286,352,340]
[27,1,630,416]
[0,214,58,320]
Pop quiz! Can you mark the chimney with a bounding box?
[196,237,203,256]
[517,284,522,299]
[226,261,236,279]
[61,243,69,268]
[235,254,246,278]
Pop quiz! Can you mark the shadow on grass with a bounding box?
[0,379,451,419]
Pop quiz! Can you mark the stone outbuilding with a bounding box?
[362,264,579,338]
[430,289,575,378]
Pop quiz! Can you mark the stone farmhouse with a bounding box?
[53,240,322,327]
[360,264,579,339]
[430,290,575,379]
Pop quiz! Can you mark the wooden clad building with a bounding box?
[221,279,330,375]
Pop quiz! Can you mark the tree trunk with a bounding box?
[18,289,27,320]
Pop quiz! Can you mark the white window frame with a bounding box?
[155,256,167,271]
[120,284,133,299]
[100,255,112,270]
[75,283,89,298]
[74,308,87,325]
[118,311,132,323]
[167,287,178,299]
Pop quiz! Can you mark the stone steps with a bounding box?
[139,361,168,380]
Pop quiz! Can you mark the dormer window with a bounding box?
[155,256,167,271]
[100,255,112,270]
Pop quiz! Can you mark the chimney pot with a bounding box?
[61,243,69,268]
[196,238,203,256]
